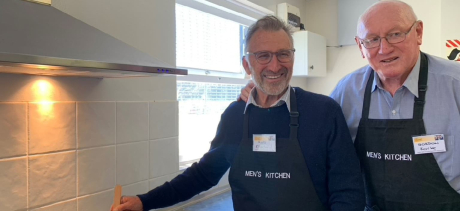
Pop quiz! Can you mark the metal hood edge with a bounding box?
[0,0,187,78]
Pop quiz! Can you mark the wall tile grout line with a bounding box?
[0,154,28,161]
[115,101,118,194]
[116,138,161,146]
[148,101,151,182]
[75,102,79,211]
[76,144,117,152]
[26,102,30,209]
[29,197,77,211]
[28,149,78,157]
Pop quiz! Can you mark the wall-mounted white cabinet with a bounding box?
[293,31,326,77]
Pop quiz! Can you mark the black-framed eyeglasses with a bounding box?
[357,21,419,49]
[246,49,295,65]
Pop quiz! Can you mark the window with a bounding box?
[176,3,248,78]
[177,81,245,163]
[176,2,255,165]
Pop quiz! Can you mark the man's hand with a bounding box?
[111,196,143,211]
[238,80,255,102]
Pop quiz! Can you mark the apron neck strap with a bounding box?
[362,71,375,120]
[289,88,299,139]
[413,52,429,119]
[243,87,299,139]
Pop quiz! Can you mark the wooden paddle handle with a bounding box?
[113,185,122,207]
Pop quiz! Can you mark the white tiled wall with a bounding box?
[29,102,76,154]
[0,99,182,210]
[28,151,76,208]
[0,103,27,159]
[0,100,153,210]
[77,102,116,149]
[0,76,229,210]
[30,199,77,211]
[0,157,27,211]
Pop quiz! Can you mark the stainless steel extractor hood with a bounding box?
[0,0,187,78]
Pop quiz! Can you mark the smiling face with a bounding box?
[356,1,423,84]
[243,29,294,98]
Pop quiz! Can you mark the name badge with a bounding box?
[253,134,276,152]
[412,134,446,154]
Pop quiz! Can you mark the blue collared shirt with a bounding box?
[244,85,292,113]
[330,53,460,193]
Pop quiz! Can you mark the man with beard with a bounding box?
[240,1,460,210]
[112,15,364,211]
[331,1,460,210]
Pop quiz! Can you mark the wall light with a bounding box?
[32,80,55,116]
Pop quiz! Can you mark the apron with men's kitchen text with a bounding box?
[355,52,460,211]
[229,88,327,211]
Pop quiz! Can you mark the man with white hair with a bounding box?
[330,1,460,210]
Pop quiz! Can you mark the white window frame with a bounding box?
[175,0,272,80]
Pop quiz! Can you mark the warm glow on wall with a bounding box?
[33,80,53,99]
[37,101,55,117]
[32,80,55,116]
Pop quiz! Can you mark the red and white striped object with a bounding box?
[446,40,460,48]
[446,40,460,62]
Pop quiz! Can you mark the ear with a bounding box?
[415,21,423,45]
[355,37,365,58]
[242,56,252,75]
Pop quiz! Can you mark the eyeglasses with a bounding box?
[246,49,295,65]
[357,21,419,49]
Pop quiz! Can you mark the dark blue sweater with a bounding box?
[138,88,365,210]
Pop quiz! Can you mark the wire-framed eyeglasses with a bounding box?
[246,49,295,65]
[357,21,419,49]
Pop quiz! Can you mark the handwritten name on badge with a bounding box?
[412,134,446,154]
[253,134,276,152]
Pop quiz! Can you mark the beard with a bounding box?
[251,67,291,96]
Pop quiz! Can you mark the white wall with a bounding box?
[403,0,442,57]
[298,0,368,95]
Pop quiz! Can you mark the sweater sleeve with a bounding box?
[327,104,365,211]
[137,110,236,210]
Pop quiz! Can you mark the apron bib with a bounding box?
[229,88,327,211]
[356,53,460,211]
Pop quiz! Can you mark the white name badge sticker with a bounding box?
[253,134,276,152]
[412,134,446,155]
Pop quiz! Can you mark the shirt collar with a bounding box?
[371,54,421,97]
[243,85,292,114]
[403,54,421,98]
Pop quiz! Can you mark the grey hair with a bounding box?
[244,15,293,53]
[357,0,418,36]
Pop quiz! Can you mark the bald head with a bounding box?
[353,0,424,93]
[357,0,417,37]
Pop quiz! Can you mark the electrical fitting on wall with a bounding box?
[277,3,303,31]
